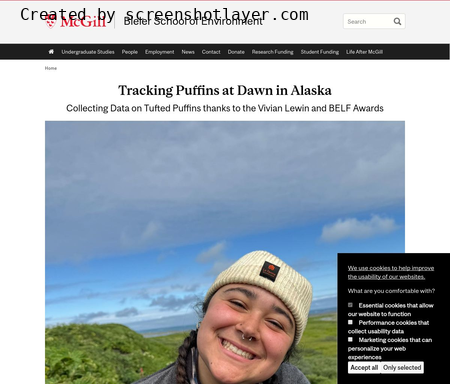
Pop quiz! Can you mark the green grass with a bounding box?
[293,313,337,384]
[45,323,187,384]
[45,313,336,384]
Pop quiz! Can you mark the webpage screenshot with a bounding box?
[1,1,449,384]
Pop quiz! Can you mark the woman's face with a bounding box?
[196,284,295,384]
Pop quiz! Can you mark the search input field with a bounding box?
[344,14,406,29]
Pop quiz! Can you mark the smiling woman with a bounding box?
[133,250,313,384]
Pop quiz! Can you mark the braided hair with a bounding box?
[174,296,296,384]
[175,329,198,384]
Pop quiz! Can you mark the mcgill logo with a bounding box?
[45,14,107,28]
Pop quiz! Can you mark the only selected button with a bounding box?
[380,361,424,374]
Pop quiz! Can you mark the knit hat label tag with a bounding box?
[259,261,280,282]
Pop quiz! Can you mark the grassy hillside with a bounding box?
[294,313,337,384]
[45,313,336,384]
[45,323,188,384]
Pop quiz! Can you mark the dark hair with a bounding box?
[175,295,297,384]
[175,329,198,384]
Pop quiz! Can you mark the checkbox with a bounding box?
[348,337,353,342]
[348,302,353,308]
[348,320,353,325]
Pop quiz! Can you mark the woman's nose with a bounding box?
[237,315,260,341]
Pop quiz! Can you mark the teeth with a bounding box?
[222,340,255,360]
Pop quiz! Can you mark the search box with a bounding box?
[344,14,405,29]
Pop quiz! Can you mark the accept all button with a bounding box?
[348,362,381,374]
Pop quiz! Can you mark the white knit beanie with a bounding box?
[204,250,313,345]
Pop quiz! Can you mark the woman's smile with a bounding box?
[220,337,258,361]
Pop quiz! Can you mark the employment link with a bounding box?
[123,8,308,26]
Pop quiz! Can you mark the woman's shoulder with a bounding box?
[132,363,176,384]
[276,362,310,384]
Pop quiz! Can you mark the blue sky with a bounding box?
[45,121,405,331]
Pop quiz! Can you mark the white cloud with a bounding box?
[196,241,227,263]
[195,241,234,276]
[141,221,162,241]
[320,215,400,242]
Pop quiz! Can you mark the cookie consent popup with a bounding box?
[338,254,444,383]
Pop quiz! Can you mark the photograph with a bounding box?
[45,121,405,384]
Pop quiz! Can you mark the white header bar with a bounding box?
[1,2,449,43]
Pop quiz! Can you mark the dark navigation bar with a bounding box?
[1,44,448,60]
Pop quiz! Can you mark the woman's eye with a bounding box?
[269,320,283,330]
[230,300,245,309]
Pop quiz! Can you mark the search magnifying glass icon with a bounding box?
[393,17,402,26]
